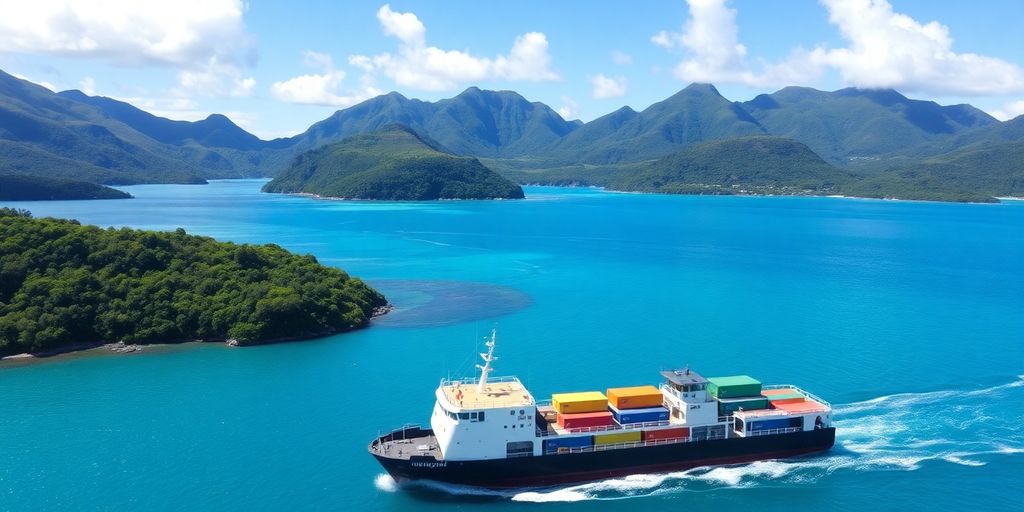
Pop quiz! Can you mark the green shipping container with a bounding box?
[707,376,762,399]
[717,396,770,416]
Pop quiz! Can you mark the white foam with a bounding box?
[943,456,986,467]
[374,474,397,492]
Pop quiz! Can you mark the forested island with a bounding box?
[0,174,131,201]
[0,208,388,358]
[263,125,525,200]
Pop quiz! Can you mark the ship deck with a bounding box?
[370,430,441,461]
[441,377,534,410]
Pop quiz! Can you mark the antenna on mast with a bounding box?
[476,329,497,392]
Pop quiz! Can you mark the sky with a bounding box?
[1,0,1023,140]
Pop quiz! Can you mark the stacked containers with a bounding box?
[642,427,689,442]
[707,376,769,416]
[558,411,615,430]
[609,406,669,424]
[594,431,641,446]
[552,391,613,431]
[762,389,806,405]
[607,386,663,410]
[543,435,593,453]
[606,385,668,425]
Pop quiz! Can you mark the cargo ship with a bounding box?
[369,331,835,489]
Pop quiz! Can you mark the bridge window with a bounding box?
[478,411,485,422]
[459,413,470,420]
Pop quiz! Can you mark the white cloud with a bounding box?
[12,72,56,91]
[349,4,560,91]
[653,0,1024,97]
[991,100,1024,121]
[231,77,256,97]
[271,51,382,107]
[0,1,257,97]
[591,74,628,99]
[610,51,633,65]
[811,0,1024,96]
[79,76,96,95]
[117,96,207,121]
[557,95,579,120]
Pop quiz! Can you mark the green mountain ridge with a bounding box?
[0,174,131,200]
[263,125,524,200]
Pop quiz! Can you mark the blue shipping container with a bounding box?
[543,435,593,452]
[751,418,792,431]
[611,406,669,424]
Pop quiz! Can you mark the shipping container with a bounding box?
[707,375,762,398]
[558,411,615,430]
[762,388,797,396]
[552,391,608,414]
[606,385,663,410]
[717,396,770,416]
[642,427,690,442]
[594,431,642,446]
[769,395,806,405]
[609,405,669,424]
[772,400,827,414]
[542,435,593,453]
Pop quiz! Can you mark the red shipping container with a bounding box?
[558,411,614,430]
[770,397,806,405]
[772,400,827,414]
[642,427,689,442]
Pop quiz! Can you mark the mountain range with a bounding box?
[0,67,1021,202]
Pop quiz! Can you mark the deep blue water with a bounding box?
[1,180,1022,510]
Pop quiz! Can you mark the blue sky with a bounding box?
[2,0,1023,139]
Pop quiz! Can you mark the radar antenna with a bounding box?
[476,329,497,392]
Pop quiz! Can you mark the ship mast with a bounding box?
[476,329,497,392]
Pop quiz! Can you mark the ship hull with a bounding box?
[373,427,835,489]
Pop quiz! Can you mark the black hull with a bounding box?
[373,427,836,489]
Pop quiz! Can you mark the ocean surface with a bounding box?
[1,180,1022,511]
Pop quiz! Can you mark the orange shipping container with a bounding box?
[769,396,807,405]
[606,385,663,410]
[762,388,795,396]
[642,427,689,442]
[772,400,827,414]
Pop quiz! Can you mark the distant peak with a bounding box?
[681,83,722,96]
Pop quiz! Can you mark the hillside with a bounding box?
[741,87,997,165]
[0,174,131,200]
[606,137,850,196]
[263,125,524,200]
[280,87,577,159]
[0,69,274,184]
[550,84,766,164]
[0,208,387,357]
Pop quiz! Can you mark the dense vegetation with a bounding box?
[0,174,131,200]
[0,208,387,357]
[264,125,524,200]
[606,137,850,195]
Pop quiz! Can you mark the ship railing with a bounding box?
[441,375,521,386]
[762,384,832,408]
[745,426,803,437]
[535,419,672,437]
[544,430,731,456]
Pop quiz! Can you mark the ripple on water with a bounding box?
[370,280,532,328]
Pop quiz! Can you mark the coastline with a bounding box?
[0,305,393,365]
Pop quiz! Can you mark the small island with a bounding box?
[0,174,132,201]
[0,208,388,358]
[262,124,525,200]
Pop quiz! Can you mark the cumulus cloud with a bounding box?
[610,51,633,66]
[557,95,579,120]
[991,100,1024,121]
[349,4,559,91]
[653,0,1024,96]
[811,0,1024,95]
[0,0,257,97]
[271,50,382,107]
[591,74,628,99]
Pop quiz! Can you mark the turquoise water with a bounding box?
[2,180,1022,510]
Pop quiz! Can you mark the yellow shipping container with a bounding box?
[551,391,608,414]
[594,431,642,445]
[606,385,663,410]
